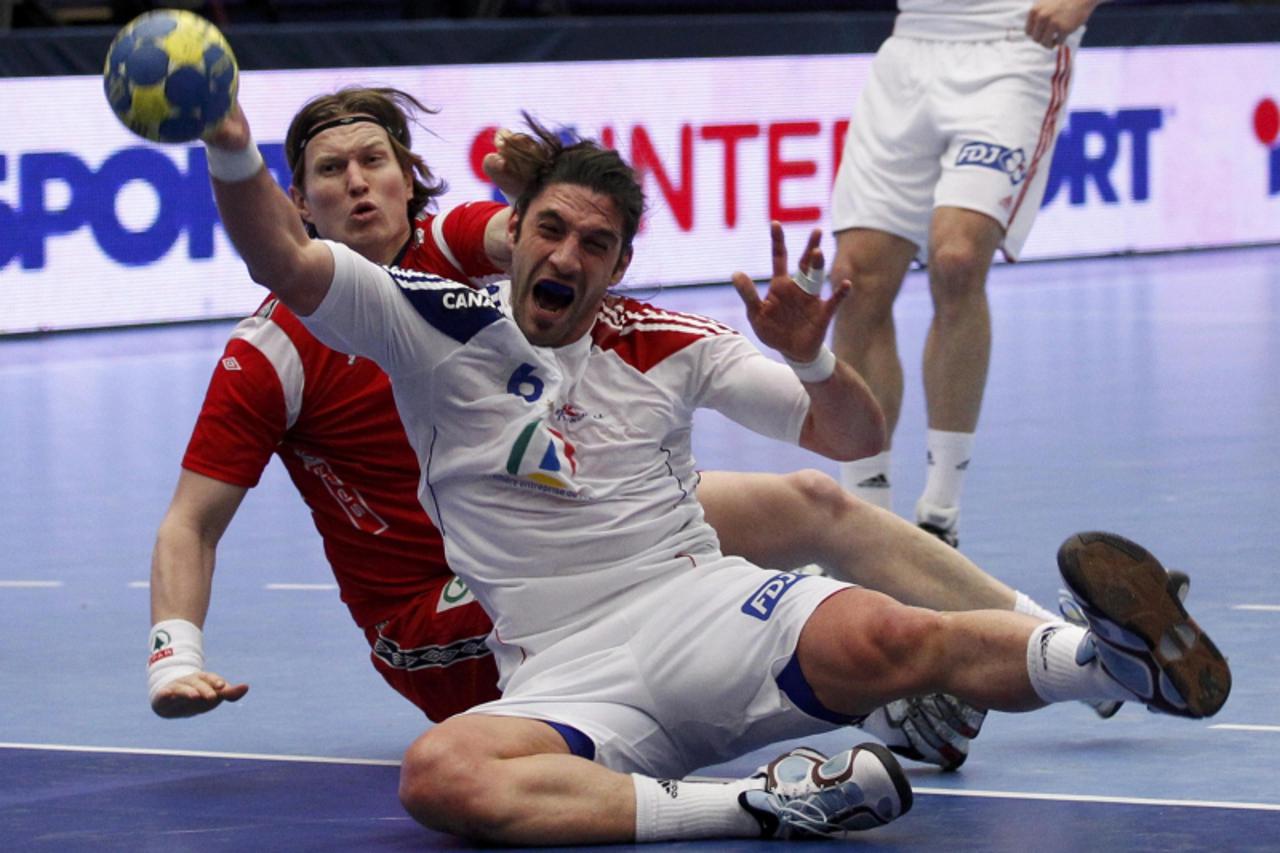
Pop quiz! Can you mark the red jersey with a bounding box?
[182,202,505,628]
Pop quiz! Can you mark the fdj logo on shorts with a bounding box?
[0,143,288,270]
[955,141,1027,185]
[742,572,808,621]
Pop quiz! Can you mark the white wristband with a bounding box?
[205,136,265,182]
[784,346,837,383]
[148,618,205,704]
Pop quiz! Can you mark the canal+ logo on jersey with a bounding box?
[1255,98,1280,197]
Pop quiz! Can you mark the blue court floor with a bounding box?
[3,246,1279,850]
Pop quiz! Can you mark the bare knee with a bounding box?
[802,590,951,710]
[400,727,505,840]
[865,604,949,690]
[780,468,852,526]
[835,260,900,328]
[928,239,991,312]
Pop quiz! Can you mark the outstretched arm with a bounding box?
[148,469,250,718]
[732,223,886,461]
[204,104,335,316]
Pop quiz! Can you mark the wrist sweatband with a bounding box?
[785,346,837,383]
[148,618,205,703]
[205,136,264,182]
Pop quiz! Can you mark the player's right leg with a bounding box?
[829,35,938,512]
[793,535,1230,720]
[829,228,916,511]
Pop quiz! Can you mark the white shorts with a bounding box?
[463,558,856,778]
[831,35,1077,261]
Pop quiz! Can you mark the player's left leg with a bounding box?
[700,468,1028,612]
[916,207,1004,545]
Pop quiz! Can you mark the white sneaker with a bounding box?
[859,694,986,771]
[739,743,913,838]
[1058,532,1230,719]
[915,500,960,548]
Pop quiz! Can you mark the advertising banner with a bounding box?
[2,44,1277,334]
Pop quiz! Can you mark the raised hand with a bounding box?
[731,223,851,364]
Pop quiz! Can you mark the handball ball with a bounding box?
[103,9,238,143]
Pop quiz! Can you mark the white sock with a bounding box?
[917,429,974,527]
[1025,622,1132,704]
[840,450,892,511]
[1014,590,1058,622]
[633,774,761,842]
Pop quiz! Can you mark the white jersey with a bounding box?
[896,0,1084,44]
[302,241,810,673]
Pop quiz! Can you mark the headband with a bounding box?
[296,115,392,152]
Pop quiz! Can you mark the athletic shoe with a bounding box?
[740,743,913,838]
[1059,568,1191,719]
[918,521,959,548]
[858,694,986,771]
[916,500,960,548]
[1057,532,1230,719]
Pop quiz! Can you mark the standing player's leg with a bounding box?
[914,207,1004,544]
[828,228,917,511]
[828,35,940,515]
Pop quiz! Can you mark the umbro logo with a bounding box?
[221,357,241,371]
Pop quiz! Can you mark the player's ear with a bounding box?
[289,185,311,224]
[507,208,522,243]
[610,245,632,286]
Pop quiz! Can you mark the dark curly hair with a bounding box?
[505,113,646,253]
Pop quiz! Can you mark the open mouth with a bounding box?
[533,280,575,312]
[351,201,377,218]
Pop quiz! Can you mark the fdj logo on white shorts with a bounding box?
[955,141,1027,185]
[741,572,809,621]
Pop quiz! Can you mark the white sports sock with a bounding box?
[1014,590,1058,622]
[1025,622,1132,704]
[917,430,974,526]
[633,774,761,841]
[840,450,892,511]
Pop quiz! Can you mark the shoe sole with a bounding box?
[1057,532,1230,718]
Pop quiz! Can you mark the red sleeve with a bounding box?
[405,201,506,281]
[181,337,288,488]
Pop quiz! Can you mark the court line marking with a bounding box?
[1233,604,1280,612]
[0,742,399,767]
[8,743,1280,813]
[128,581,149,589]
[0,580,64,588]
[1210,724,1280,733]
[908,787,1280,813]
[264,583,338,591]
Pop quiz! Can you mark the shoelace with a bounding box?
[774,796,845,837]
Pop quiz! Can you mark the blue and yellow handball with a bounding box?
[103,9,238,143]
